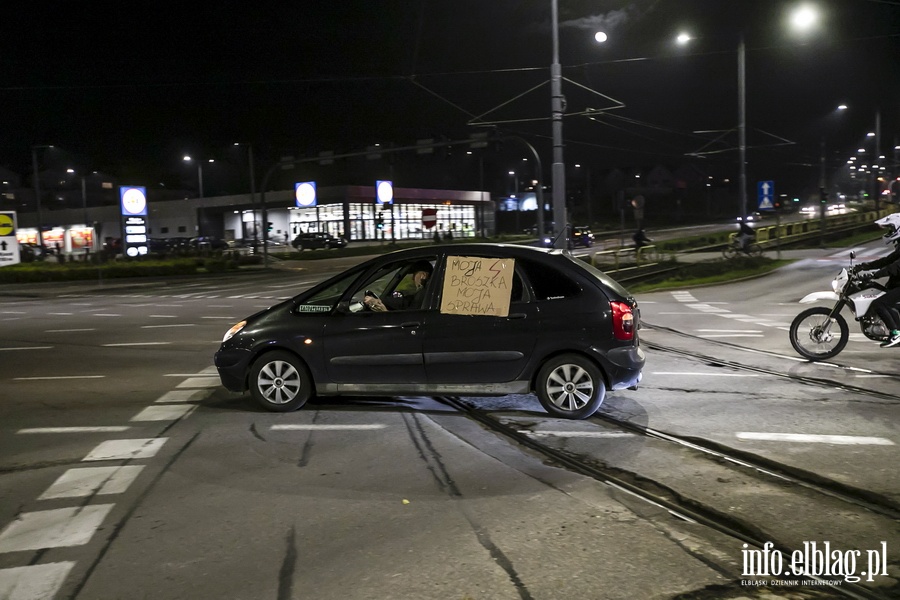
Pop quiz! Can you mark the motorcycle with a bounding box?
[789,252,894,360]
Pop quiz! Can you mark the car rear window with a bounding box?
[519,259,581,301]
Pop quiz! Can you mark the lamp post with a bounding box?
[183,155,213,236]
[31,144,53,248]
[677,5,819,219]
[233,143,258,249]
[550,0,567,249]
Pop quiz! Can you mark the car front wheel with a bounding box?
[249,351,313,412]
[535,354,605,419]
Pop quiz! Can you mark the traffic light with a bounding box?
[819,188,828,204]
[376,215,384,230]
[267,221,274,233]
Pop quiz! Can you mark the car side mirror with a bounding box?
[335,300,352,314]
[850,251,856,260]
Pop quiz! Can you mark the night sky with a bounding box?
[3,0,899,198]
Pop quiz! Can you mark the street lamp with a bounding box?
[31,144,54,248]
[184,154,216,236]
[678,4,821,218]
[233,143,258,249]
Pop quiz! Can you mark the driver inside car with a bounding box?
[364,260,433,312]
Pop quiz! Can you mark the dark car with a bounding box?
[214,243,644,420]
[292,232,347,250]
[570,226,595,248]
[541,226,594,249]
[190,236,230,250]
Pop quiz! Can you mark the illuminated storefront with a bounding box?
[13,184,494,253]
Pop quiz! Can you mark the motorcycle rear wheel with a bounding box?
[789,306,849,360]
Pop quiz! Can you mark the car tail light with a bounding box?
[610,301,635,341]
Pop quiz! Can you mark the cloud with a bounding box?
[559,7,636,31]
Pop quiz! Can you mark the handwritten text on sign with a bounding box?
[440,256,514,317]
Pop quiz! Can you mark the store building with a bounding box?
[14,184,495,254]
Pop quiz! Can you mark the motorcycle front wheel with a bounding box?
[789,306,849,360]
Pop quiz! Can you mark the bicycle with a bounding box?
[722,237,763,259]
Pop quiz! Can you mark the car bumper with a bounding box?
[601,345,645,390]
[214,347,252,392]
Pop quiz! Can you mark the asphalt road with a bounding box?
[0,241,898,599]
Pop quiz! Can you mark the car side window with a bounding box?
[293,270,360,314]
[519,259,581,301]
[347,257,437,311]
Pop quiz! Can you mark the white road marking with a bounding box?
[91,313,121,317]
[83,438,167,461]
[201,316,236,319]
[131,405,195,421]
[0,562,75,600]
[0,311,27,314]
[698,334,765,338]
[101,342,172,347]
[47,312,73,316]
[147,315,177,318]
[38,466,145,499]
[18,426,129,434]
[271,424,387,431]
[155,389,214,403]
[521,431,634,438]
[1,347,53,352]
[13,375,104,381]
[652,372,760,377]
[45,328,95,333]
[176,377,220,388]
[141,324,195,329]
[696,329,763,333]
[736,432,895,445]
[0,505,114,552]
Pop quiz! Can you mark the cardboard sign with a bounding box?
[440,256,514,317]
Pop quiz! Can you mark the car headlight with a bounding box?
[222,320,247,342]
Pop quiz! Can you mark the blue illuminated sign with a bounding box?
[376,180,393,204]
[295,181,317,207]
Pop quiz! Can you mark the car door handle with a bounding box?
[401,321,421,328]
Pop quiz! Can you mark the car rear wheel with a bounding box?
[535,354,605,419]
[249,351,313,412]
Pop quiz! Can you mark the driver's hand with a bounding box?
[364,296,387,312]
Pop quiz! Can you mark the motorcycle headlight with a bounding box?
[222,320,247,342]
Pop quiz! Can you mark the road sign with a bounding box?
[757,180,775,211]
[0,211,21,267]
[422,208,437,229]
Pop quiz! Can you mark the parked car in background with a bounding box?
[190,236,229,250]
[215,243,644,420]
[19,243,47,262]
[292,232,348,250]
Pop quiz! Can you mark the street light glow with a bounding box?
[676,32,692,45]
[594,31,608,43]
[790,4,819,32]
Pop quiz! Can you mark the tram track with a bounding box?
[642,320,900,404]
[439,382,900,599]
